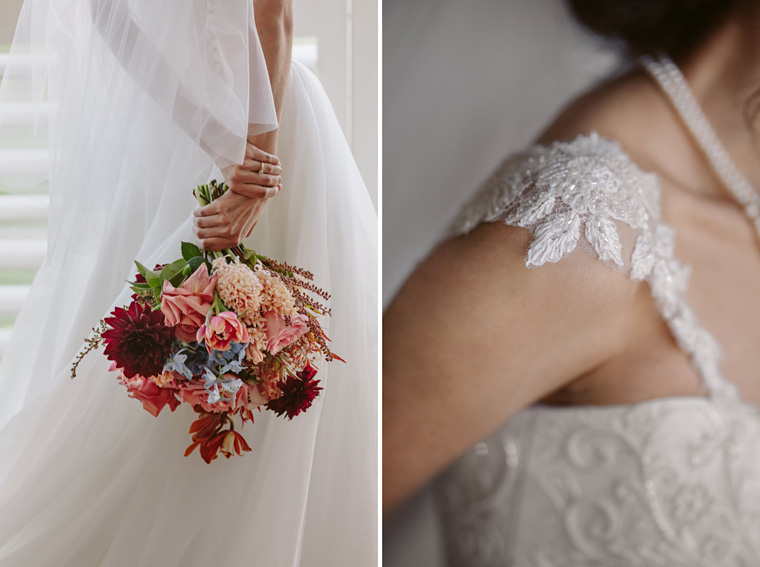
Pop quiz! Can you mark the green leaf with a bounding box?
[187,256,205,272]
[211,291,228,315]
[170,273,187,287]
[145,270,161,288]
[181,241,201,261]
[136,260,162,287]
[134,261,149,277]
[160,258,187,284]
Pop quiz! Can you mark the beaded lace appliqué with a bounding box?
[451,133,654,265]
[448,132,736,401]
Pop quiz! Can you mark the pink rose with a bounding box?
[196,311,249,353]
[179,377,249,413]
[263,311,309,355]
[123,376,180,417]
[160,264,217,342]
[244,382,266,409]
[179,380,216,412]
[237,382,266,422]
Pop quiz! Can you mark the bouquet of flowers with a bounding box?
[72,180,340,463]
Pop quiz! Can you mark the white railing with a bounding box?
[0,149,48,174]
[0,284,29,315]
[0,195,48,221]
[0,239,46,270]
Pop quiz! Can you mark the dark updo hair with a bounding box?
[568,0,744,60]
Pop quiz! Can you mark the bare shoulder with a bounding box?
[387,220,641,386]
[383,219,643,511]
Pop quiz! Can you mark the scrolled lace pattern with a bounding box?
[435,399,760,566]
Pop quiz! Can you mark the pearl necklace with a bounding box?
[641,54,760,236]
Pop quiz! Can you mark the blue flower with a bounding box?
[182,342,214,375]
[199,342,248,374]
[163,349,194,380]
[202,368,242,403]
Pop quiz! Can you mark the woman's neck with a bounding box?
[679,10,760,190]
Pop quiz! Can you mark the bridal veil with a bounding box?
[0,0,377,565]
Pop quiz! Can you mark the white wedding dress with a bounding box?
[435,132,760,566]
[0,1,377,566]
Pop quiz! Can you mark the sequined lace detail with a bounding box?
[448,132,736,401]
[438,133,760,567]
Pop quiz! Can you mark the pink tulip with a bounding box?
[263,311,309,355]
[161,264,217,342]
[196,311,249,353]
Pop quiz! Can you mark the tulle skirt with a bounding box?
[0,61,377,567]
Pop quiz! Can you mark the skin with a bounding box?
[383,5,760,513]
[193,0,294,251]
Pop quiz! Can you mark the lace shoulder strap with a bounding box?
[449,132,660,272]
[448,132,739,402]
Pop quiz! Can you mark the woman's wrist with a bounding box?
[247,130,278,156]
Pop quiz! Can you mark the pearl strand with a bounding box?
[642,55,760,236]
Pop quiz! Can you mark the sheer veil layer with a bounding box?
[0,1,377,565]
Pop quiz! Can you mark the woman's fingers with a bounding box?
[228,183,280,200]
[234,169,281,187]
[241,159,282,176]
[244,143,279,165]
[194,225,235,240]
[193,201,221,217]
[193,213,227,229]
[191,184,273,250]
[198,236,238,251]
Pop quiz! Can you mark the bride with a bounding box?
[0,0,377,565]
[385,0,760,564]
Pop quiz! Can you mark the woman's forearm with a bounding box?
[250,0,294,154]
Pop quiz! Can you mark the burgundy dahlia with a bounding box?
[265,365,322,420]
[102,300,174,378]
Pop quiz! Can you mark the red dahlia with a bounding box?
[265,365,322,420]
[102,300,174,378]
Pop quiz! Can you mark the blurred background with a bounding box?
[0,0,377,369]
[383,0,620,564]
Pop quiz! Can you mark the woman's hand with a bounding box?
[193,144,282,250]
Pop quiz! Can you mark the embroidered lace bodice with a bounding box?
[435,133,760,566]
